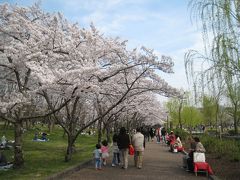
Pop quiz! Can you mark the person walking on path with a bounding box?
[161,127,167,144]
[132,127,144,169]
[101,140,109,166]
[117,127,130,169]
[149,127,155,141]
[93,144,102,170]
[111,133,120,167]
[156,127,162,143]
[62,140,208,180]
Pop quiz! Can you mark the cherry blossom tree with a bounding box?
[0,3,180,165]
[0,3,66,168]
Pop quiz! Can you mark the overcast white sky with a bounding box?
[2,0,205,92]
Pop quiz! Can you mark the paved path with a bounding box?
[60,141,208,180]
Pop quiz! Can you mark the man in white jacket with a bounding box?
[132,127,145,169]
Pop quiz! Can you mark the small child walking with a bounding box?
[111,133,120,166]
[93,144,102,170]
[101,140,109,166]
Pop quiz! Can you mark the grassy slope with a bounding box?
[0,125,97,180]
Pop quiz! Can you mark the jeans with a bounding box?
[95,158,101,169]
[162,135,166,143]
[182,154,189,168]
[112,152,120,165]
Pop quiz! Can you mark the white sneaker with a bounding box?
[111,164,116,167]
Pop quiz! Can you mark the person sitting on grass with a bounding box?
[33,132,38,141]
[41,132,48,141]
[0,150,7,166]
[93,144,102,170]
[0,135,7,148]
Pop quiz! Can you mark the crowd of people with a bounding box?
[93,126,145,170]
[93,125,206,175]
[0,125,207,175]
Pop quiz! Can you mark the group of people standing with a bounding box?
[93,127,145,170]
[143,126,167,143]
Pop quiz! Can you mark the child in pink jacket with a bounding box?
[101,140,109,166]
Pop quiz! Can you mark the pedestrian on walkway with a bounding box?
[93,144,102,170]
[111,132,120,167]
[149,127,155,141]
[132,127,145,169]
[161,127,167,144]
[156,126,162,143]
[101,140,109,166]
[117,127,130,169]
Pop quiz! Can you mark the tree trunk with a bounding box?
[65,136,75,162]
[97,120,102,144]
[178,101,183,129]
[170,121,173,130]
[106,125,111,143]
[3,121,11,131]
[233,104,239,134]
[189,126,192,136]
[215,103,219,138]
[13,120,24,168]
[25,119,31,130]
[48,116,55,133]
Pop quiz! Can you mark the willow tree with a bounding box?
[185,0,240,134]
[182,106,203,134]
[202,95,217,127]
[165,96,187,129]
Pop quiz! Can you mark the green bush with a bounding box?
[228,129,236,136]
[201,135,218,154]
[174,128,189,141]
[201,135,240,161]
[206,129,218,135]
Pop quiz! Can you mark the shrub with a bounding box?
[206,129,218,135]
[201,135,240,161]
[174,128,189,141]
[201,135,219,154]
[228,129,236,136]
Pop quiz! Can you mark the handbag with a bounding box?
[128,145,135,155]
[193,152,206,162]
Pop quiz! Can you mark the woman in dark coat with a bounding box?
[117,127,130,169]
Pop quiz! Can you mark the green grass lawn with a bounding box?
[0,125,97,180]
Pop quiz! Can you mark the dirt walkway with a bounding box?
[59,141,209,180]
